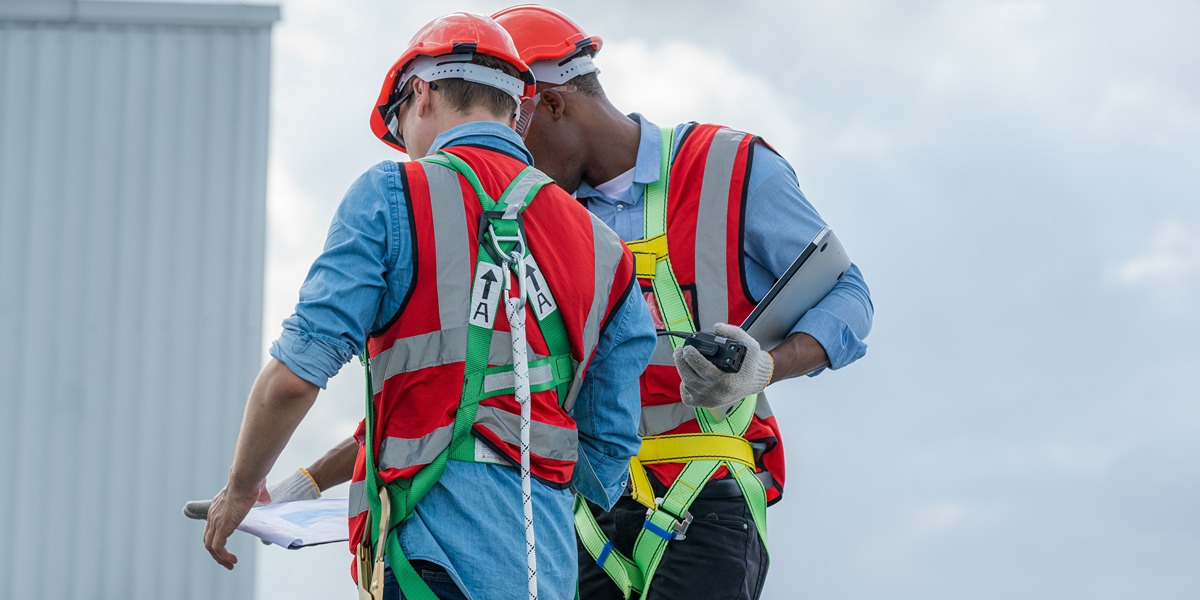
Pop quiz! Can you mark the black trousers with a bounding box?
[577,494,769,600]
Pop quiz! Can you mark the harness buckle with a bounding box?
[477,210,525,264]
[646,497,694,541]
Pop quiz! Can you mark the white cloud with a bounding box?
[596,38,802,156]
[1108,217,1200,287]
[261,159,329,349]
[1039,439,1135,478]
[985,1,1046,27]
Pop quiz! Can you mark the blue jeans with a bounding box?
[384,561,469,600]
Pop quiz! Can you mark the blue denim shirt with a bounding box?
[269,122,656,599]
[576,114,873,372]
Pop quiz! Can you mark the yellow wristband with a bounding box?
[761,351,775,393]
[297,467,321,495]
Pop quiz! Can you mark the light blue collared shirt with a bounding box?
[576,114,873,372]
[269,121,656,599]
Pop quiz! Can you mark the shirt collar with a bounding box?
[629,113,664,185]
[576,113,663,203]
[425,121,534,164]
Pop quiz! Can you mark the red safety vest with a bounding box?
[347,145,637,551]
[638,123,787,503]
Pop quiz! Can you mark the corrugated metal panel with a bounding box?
[0,0,281,28]
[0,4,276,599]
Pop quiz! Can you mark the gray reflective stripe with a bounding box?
[502,201,523,219]
[483,362,554,393]
[422,162,471,328]
[639,403,696,437]
[563,214,625,413]
[474,404,578,461]
[377,424,454,471]
[754,391,774,420]
[639,394,771,437]
[348,480,367,518]
[693,128,745,330]
[501,168,548,214]
[371,327,544,394]
[648,337,675,366]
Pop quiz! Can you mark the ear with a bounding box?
[540,88,567,121]
[413,78,434,117]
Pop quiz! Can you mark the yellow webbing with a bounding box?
[625,233,668,280]
[638,433,756,468]
[627,456,658,510]
[626,432,758,511]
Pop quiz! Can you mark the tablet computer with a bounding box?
[740,227,850,351]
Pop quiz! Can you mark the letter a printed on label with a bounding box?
[470,262,504,329]
[523,255,558,321]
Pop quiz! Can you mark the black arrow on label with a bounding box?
[526,263,542,292]
[480,269,498,298]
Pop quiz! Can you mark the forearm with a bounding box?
[768,331,829,384]
[227,359,320,495]
[305,436,358,491]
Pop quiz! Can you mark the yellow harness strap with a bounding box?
[626,433,757,510]
[639,433,756,467]
[627,456,658,510]
[625,233,668,280]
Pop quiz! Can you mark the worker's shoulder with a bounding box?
[674,122,786,161]
[679,121,777,147]
[345,160,405,186]
[329,161,410,222]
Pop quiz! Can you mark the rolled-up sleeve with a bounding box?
[793,263,872,370]
[569,285,657,509]
[742,144,873,374]
[269,161,410,389]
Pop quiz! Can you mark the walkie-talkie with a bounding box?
[659,331,747,373]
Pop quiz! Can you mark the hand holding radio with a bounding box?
[670,323,773,410]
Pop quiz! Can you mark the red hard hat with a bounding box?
[491,5,603,67]
[370,12,536,152]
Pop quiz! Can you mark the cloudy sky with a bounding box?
[195,1,1200,598]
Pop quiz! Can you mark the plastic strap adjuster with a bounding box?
[596,540,615,567]
[642,519,674,541]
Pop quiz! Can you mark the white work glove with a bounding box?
[183,468,322,521]
[673,323,774,410]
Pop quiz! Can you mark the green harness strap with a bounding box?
[361,153,572,600]
[574,127,770,599]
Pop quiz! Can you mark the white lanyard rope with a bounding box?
[504,252,539,600]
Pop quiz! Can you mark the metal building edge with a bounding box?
[0,1,281,28]
[1,1,279,599]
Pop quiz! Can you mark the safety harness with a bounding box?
[573,127,770,598]
[356,152,572,600]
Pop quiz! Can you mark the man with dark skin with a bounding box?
[490,6,873,599]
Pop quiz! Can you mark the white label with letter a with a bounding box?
[469,262,504,329]
[523,255,558,320]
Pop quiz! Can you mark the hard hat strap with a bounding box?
[399,53,526,106]
[529,53,598,85]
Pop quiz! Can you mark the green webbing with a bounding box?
[360,349,441,600]
[361,155,573,600]
[574,496,642,598]
[631,397,763,594]
[424,152,573,399]
[573,126,770,598]
[644,127,694,344]
[467,354,575,399]
[643,125,670,237]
